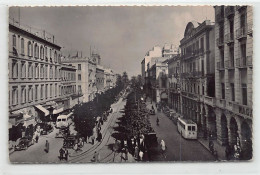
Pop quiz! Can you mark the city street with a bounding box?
[147,103,215,161]
[10,97,135,163]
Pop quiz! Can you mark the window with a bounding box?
[45,47,48,61]
[78,74,81,81]
[12,35,16,47]
[21,38,24,54]
[40,46,44,59]
[191,126,196,131]
[78,85,82,94]
[21,61,26,79]
[50,84,53,97]
[21,86,26,104]
[35,63,39,79]
[50,49,52,60]
[221,83,225,99]
[34,44,39,58]
[35,85,38,100]
[40,64,44,78]
[229,46,234,66]
[45,65,48,79]
[45,84,48,99]
[50,66,53,79]
[28,41,32,57]
[12,87,18,105]
[78,64,81,70]
[242,84,247,105]
[229,19,234,37]
[12,60,18,78]
[230,83,235,101]
[54,51,57,62]
[41,85,44,99]
[28,62,33,78]
[28,86,33,102]
[188,126,192,131]
[240,13,246,29]
[55,84,57,97]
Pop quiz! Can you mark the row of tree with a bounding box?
[117,79,154,139]
[73,72,129,139]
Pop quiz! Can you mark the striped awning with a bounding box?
[35,105,49,116]
[53,107,64,115]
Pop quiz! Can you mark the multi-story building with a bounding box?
[141,46,162,86]
[162,43,179,58]
[61,55,90,103]
[168,55,181,113]
[147,59,168,103]
[9,19,63,128]
[214,6,253,159]
[180,20,215,139]
[60,64,79,109]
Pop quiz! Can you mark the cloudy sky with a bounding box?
[9,6,214,77]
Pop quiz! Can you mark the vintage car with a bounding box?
[37,123,54,135]
[14,136,34,151]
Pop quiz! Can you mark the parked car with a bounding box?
[14,136,34,151]
[145,132,158,149]
[56,127,70,138]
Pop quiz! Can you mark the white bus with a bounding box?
[177,118,197,139]
[56,112,73,129]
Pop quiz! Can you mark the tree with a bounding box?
[122,71,129,87]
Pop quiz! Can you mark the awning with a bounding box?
[53,107,64,115]
[35,105,49,116]
[23,114,36,127]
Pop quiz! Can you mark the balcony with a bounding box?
[228,102,252,118]
[225,33,234,45]
[236,57,252,68]
[192,71,202,77]
[217,37,224,47]
[236,27,247,40]
[217,61,225,71]
[204,96,216,107]
[247,23,253,36]
[183,52,194,60]
[225,60,235,69]
[216,12,224,23]
[218,99,226,108]
[199,48,205,55]
[225,6,235,18]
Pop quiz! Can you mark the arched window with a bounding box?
[34,44,38,58]
[50,48,52,62]
[28,41,32,57]
[12,35,16,47]
[40,46,44,59]
[21,38,24,54]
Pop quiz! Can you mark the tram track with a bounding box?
[69,98,125,163]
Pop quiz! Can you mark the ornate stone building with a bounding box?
[214,6,253,159]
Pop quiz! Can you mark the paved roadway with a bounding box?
[147,103,215,162]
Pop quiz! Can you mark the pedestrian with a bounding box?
[74,143,78,152]
[139,150,144,161]
[35,135,39,143]
[125,147,129,161]
[45,140,49,153]
[160,140,166,158]
[65,148,69,161]
[92,151,100,162]
[59,147,65,160]
[98,132,102,142]
[134,145,139,159]
[225,145,231,160]
[91,135,95,145]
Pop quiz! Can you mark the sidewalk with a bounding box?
[197,138,226,161]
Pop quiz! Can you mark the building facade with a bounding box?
[168,55,181,113]
[60,64,79,109]
[61,56,89,103]
[180,20,216,139]
[214,6,253,159]
[9,20,63,128]
[96,65,105,93]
